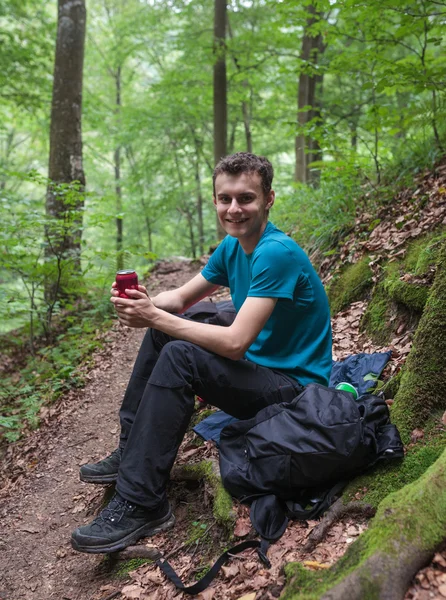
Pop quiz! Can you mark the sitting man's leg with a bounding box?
[79,326,179,484]
[72,340,302,553]
[79,303,236,484]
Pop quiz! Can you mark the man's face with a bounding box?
[213,171,275,251]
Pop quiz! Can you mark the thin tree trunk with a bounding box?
[295,4,325,184]
[213,0,227,240]
[115,65,123,271]
[45,0,86,306]
[242,86,253,153]
[195,158,204,256]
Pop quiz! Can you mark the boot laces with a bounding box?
[96,495,135,524]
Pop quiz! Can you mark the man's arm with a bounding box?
[112,286,278,361]
[150,273,220,314]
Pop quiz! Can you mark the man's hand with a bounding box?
[110,285,156,328]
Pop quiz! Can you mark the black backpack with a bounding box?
[157,384,404,594]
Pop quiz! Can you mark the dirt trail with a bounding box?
[0,261,202,600]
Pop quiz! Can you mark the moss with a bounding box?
[361,251,432,343]
[383,276,428,312]
[391,241,446,440]
[115,557,151,577]
[360,285,392,344]
[281,448,446,599]
[343,428,446,508]
[404,230,446,275]
[382,368,403,399]
[211,476,235,527]
[328,257,373,315]
[177,461,235,528]
[191,407,215,427]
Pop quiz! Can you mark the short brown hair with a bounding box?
[213,152,274,197]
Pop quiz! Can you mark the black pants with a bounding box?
[116,303,303,509]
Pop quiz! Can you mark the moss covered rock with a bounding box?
[383,274,428,312]
[391,240,446,441]
[328,257,373,315]
[360,284,392,344]
[404,230,446,275]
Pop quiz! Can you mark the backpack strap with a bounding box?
[158,486,347,594]
[156,540,261,595]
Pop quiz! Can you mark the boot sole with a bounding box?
[79,472,118,484]
[71,513,175,554]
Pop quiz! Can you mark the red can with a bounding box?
[116,270,138,299]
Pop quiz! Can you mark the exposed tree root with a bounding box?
[303,499,375,553]
[170,457,221,481]
[281,448,446,600]
[111,545,161,561]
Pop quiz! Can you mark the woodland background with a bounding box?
[1,0,446,598]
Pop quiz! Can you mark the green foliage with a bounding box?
[274,167,362,254]
[0,298,114,442]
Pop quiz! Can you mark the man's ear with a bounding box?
[213,196,217,208]
[266,190,275,211]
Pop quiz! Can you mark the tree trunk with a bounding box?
[282,449,446,600]
[391,239,446,441]
[45,0,86,304]
[295,4,325,184]
[213,0,227,240]
[242,85,253,153]
[114,65,123,271]
[307,64,323,184]
[195,158,204,257]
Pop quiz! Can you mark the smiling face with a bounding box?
[213,171,275,254]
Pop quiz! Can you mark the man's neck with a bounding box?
[239,220,269,254]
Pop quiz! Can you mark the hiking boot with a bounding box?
[71,493,174,554]
[79,447,122,484]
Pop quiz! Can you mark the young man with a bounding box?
[71,152,332,554]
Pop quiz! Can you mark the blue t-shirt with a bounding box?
[201,222,332,386]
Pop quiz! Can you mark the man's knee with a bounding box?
[150,340,200,387]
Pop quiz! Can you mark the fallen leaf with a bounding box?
[442,411,446,426]
[434,553,446,568]
[18,526,40,534]
[410,428,424,443]
[236,594,256,600]
[439,584,446,598]
[221,563,239,579]
[234,517,251,538]
[197,589,216,600]
[121,583,142,599]
[303,560,331,570]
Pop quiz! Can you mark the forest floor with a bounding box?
[1,256,446,600]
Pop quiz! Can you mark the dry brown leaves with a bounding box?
[331,298,414,384]
[405,550,446,600]
[320,159,446,285]
[118,503,370,600]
